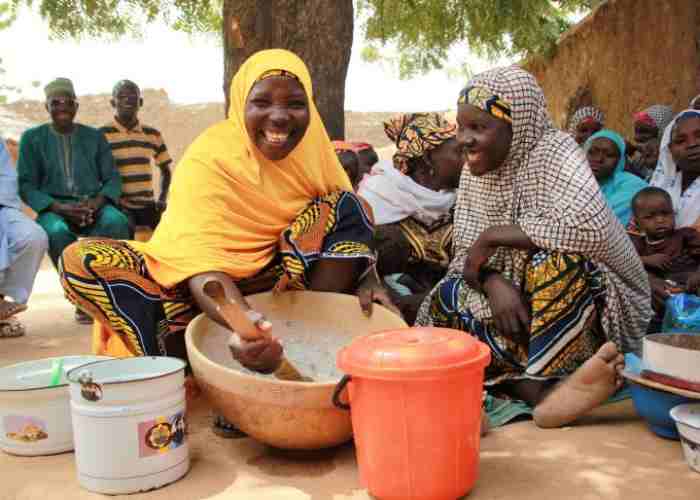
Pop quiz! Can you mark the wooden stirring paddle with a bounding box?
[201,279,311,382]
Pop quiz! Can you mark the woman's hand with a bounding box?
[357,270,401,318]
[483,274,530,342]
[189,272,284,373]
[463,234,498,289]
[464,230,498,279]
[228,313,283,374]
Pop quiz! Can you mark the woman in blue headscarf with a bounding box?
[584,130,648,226]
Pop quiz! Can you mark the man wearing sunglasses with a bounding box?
[16,77,130,324]
[100,80,173,237]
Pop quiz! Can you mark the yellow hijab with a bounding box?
[131,49,352,288]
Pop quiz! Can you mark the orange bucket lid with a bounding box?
[337,327,490,380]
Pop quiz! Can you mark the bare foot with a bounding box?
[0,298,27,321]
[533,341,624,429]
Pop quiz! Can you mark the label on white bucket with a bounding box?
[3,415,48,443]
[137,410,186,458]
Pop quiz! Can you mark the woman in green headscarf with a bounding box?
[583,129,648,226]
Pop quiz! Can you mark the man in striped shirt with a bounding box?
[100,80,172,235]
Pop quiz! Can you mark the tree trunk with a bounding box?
[222,0,353,140]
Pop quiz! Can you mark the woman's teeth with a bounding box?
[264,130,289,144]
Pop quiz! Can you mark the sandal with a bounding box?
[212,414,247,439]
[0,300,28,321]
[0,319,25,338]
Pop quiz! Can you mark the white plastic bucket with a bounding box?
[0,356,109,456]
[67,356,189,495]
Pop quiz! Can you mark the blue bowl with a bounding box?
[628,381,694,439]
[624,353,695,440]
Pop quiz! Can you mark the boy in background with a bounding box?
[100,80,173,237]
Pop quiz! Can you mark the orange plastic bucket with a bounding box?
[335,327,490,500]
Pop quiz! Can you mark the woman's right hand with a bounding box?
[189,272,284,373]
[228,313,283,373]
[482,274,531,342]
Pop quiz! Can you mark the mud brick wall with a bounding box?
[525,0,700,140]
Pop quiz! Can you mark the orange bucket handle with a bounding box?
[332,375,352,410]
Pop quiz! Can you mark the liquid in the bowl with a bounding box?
[200,319,349,382]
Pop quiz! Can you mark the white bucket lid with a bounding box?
[66,356,186,386]
[0,356,110,392]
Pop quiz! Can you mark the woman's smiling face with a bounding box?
[456,103,513,177]
[670,115,700,177]
[244,76,310,161]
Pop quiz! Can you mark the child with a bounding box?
[336,150,360,190]
[630,187,700,326]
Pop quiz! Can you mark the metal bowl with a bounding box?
[185,291,407,449]
[644,333,700,384]
[0,355,109,456]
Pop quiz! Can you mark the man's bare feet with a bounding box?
[533,341,624,429]
[0,298,27,321]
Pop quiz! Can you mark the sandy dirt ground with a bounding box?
[0,263,698,499]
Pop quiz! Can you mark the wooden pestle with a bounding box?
[201,279,311,382]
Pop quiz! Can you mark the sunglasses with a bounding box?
[48,97,77,108]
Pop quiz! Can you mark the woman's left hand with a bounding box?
[357,272,401,318]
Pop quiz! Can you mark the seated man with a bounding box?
[0,137,48,337]
[100,80,173,237]
[17,78,129,324]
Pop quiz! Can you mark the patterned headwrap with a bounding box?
[255,69,299,83]
[458,86,513,124]
[634,105,674,135]
[568,106,605,133]
[383,112,456,174]
[416,65,651,355]
[351,142,373,152]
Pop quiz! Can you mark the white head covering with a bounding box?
[357,160,456,225]
[650,109,700,228]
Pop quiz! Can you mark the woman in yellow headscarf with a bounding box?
[59,50,393,404]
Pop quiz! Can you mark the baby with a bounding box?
[630,187,700,325]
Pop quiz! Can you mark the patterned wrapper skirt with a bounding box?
[59,191,374,360]
[428,251,607,385]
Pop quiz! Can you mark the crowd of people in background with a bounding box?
[3,48,700,432]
